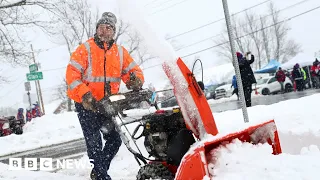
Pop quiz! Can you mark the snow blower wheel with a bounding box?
[136,163,175,180]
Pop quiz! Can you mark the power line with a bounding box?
[36,1,275,73]
[166,0,271,40]
[174,34,222,51]
[143,3,320,70]
[36,1,288,73]
[144,0,164,7]
[38,1,317,73]
[149,0,178,9]
[149,0,191,15]
[174,0,309,51]
[182,3,320,57]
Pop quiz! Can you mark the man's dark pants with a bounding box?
[75,103,122,180]
[243,85,252,107]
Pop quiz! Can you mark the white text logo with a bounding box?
[9,158,94,171]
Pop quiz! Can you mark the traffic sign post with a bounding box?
[222,0,249,123]
[29,64,38,73]
[24,82,32,109]
[26,72,43,81]
[24,82,31,91]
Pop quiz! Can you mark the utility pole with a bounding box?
[222,0,249,123]
[30,44,45,115]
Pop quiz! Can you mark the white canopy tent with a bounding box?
[281,53,315,70]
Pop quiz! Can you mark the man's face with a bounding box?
[97,24,114,42]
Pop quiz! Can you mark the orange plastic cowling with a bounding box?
[174,146,209,180]
[162,58,218,137]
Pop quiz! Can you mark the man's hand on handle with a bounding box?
[82,92,98,112]
[126,72,143,91]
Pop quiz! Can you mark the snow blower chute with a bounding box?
[162,57,282,180]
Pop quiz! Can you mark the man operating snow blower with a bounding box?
[65,12,144,180]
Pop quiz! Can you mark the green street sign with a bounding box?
[29,64,38,72]
[27,72,43,81]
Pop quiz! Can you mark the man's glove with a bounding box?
[97,98,117,116]
[126,78,143,91]
[126,72,143,91]
[82,92,97,112]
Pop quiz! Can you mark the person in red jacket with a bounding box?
[310,59,320,88]
[275,67,286,93]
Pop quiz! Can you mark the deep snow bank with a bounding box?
[211,93,320,154]
[0,112,83,156]
[207,139,320,180]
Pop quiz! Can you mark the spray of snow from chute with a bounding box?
[116,0,177,62]
[115,0,208,138]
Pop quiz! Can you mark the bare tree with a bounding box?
[49,0,99,111]
[52,79,68,102]
[51,0,99,49]
[244,11,263,69]
[232,15,247,53]
[213,15,252,63]
[116,20,157,65]
[0,0,60,85]
[260,15,271,63]
[0,0,58,66]
[214,2,301,67]
[268,2,301,63]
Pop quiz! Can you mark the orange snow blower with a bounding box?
[98,59,282,180]
[162,57,282,179]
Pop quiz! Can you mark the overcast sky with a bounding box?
[1,0,319,109]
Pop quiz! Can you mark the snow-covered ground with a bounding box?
[1,93,320,179]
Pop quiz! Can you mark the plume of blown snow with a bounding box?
[116,0,178,62]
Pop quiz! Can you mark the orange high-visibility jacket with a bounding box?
[66,38,144,103]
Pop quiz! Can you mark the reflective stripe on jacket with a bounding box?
[66,38,144,103]
[301,68,306,80]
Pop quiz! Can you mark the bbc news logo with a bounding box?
[9,158,94,171]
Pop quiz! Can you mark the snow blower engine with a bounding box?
[133,107,196,178]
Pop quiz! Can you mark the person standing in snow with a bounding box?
[236,51,256,107]
[291,63,304,91]
[231,75,239,100]
[275,67,286,93]
[310,59,320,88]
[65,12,144,180]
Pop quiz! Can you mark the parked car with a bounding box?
[215,83,234,99]
[0,116,24,137]
[7,116,24,135]
[254,76,293,95]
[204,83,226,100]
[0,118,12,137]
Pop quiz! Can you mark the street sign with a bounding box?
[24,82,31,91]
[29,64,38,72]
[27,72,43,81]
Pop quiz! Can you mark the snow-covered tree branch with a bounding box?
[213,2,301,69]
[0,0,58,66]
